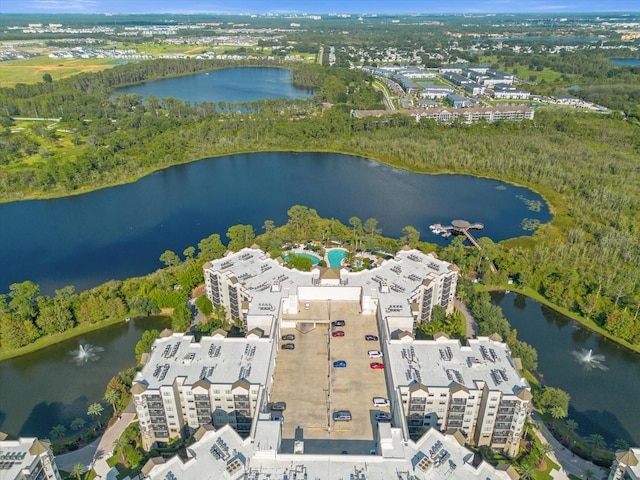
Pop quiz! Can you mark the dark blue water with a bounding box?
[492,292,640,446]
[116,67,315,103]
[0,152,551,295]
[609,58,640,66]
[0,316,170,438]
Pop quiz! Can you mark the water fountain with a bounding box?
[70,344,104,366]
[571,348,608,371]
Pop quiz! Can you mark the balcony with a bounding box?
[449,406,466,413]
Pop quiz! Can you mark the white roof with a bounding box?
[146,424,515,480]
[134,333,273,390]
[0,437,49,480]
[388,336,529,395]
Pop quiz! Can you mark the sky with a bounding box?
[3,0,639,14]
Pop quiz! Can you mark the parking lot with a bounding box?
[270,301,390,444]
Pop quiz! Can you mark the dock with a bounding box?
[429,219,484,249]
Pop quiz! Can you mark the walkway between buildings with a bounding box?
[55,404,137,478]
[532,412,607,479]
[454,298,477,338]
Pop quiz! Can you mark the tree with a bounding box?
[49,424,66,439]
[537,443,554,467]
[197,233,226,260]
[401,226,420,247]
[70,463,85,480]
[104,389,121,417]
[135,329,160,360]
[42,73,52,83]
[172,304,192,332]
[183,246,195,259]
[349,216,362,249]
[159,250,181,267]
[195,295,213,316]
[517,464,535,480]
[113,436,129,463]
[587,433,606,450]
[614,438,630,451]
[537,386,570,418]
[565,419,578,442]
[87,402,104,428]
[70,417,86,432]
[226,224,255,251]
[582,468,596,480]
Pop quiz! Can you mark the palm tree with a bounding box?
[582,468,596,480]
[614,438,630,451]
[587,433,606,451]
[113,436,129,464]
[70,463,85,480]
[537,443,554,466]
[49,424,66,440]
[565,419,578,442]
[517,464,535,480]
[103,389,120,417]
[87,402,104,428]
[70,417,86,432]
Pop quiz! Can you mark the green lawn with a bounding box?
[0,56,119,87]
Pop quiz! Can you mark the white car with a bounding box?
[368,350,383,358]
[372,397,390,407]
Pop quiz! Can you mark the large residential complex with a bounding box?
[132,246,530,470]
[0,436,61,480]
[203,247,458,335]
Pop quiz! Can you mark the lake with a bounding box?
[492,292,640,446]
[115,67,315,103]
[0,316,170,438]
[0,152,551,295]
[609,58,640,67]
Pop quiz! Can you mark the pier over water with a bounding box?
[430,219,484,248]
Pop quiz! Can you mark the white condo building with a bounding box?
[0,436,61,480]
[132,247,529,478]
[141,422,520,480]
[609,448,640,480]
[384,334,531,456]
[204,247,458,335]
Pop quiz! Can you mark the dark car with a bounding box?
[282,343,295,350]
[365,335,379,341]
[332,331,345,337]
[271,402,286,411]
[281,334,296,341]
[332,320,346,327]
[375,412,391,421]
[333,360,347,368]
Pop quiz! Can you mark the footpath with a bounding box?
[56,403,137,479]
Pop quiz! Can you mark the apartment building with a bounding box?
[0,436,61,480]
[386,335,532,456]
[608,448,640,480]
[131,331,276,451]
[204,247,458,335]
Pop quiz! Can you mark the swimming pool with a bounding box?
[327,249,347,268]
[284,252,321,265]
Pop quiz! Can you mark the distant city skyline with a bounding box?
[3,0,639,14]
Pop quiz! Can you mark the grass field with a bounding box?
[0,56,119,87]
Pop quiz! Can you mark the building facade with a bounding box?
[608,448,640,480]
[131,331,276,451]
[0,437,61,480]
[386,335,532,456]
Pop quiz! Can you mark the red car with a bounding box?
[370,362,384,369]
[332,331,345,337]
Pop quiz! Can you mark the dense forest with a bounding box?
[0,60,638,353]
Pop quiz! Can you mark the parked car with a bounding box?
[332,330,345,337]
[375,412,391,421]
[333,410,352,421]
[282,343,295,350]
[365,335,379,341]
[281,334,295,341]
[271,402,286,411]
[333,360,347,368]
[372,397,390,407]
[370,362,384,369]
[368,350,382,358]
[332,320,345,327]
[271,414,284,423]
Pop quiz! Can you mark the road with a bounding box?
[455,298,477,338]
